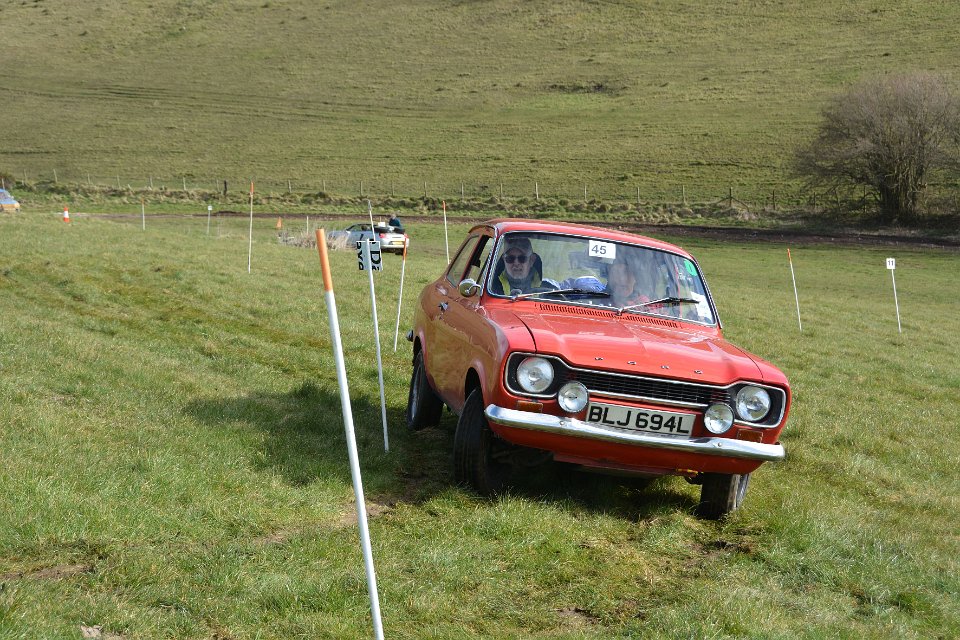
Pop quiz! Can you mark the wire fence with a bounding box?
[6,170,959,215]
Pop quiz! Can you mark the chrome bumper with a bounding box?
[484,405,785,462]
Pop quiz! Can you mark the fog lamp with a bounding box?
[557,382,589,413]
[704,403,734,434]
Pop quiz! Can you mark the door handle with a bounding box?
[438,302,449,312]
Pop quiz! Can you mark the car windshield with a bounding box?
[486,231,716,324]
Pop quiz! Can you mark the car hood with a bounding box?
[512,306,764,384]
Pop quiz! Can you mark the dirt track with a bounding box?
[96,210,960,251]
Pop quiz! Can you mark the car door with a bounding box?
[429,233,494,409]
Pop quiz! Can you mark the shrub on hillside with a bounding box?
[795,72,960,222]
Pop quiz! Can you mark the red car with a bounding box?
[406,219,789,519]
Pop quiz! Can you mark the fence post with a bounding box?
[461,182,464,201]
[500,182,503,199]
[360,180,364,197]
[535,182,539,201]
[54,169,58,183]
[682,185,687,206]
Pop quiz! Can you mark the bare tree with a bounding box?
[796,72,960,222]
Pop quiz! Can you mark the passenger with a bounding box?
[607,253,646,307]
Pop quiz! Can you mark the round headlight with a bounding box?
[704,403,734,434]
[557,382,589,413]
[516,357,554,394]
[735,386,771,422]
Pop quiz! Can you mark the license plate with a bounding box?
[586,402,694,437]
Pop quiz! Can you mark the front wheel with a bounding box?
[406,350,442,430]
[453,389,512,495]
[695,473,750,520]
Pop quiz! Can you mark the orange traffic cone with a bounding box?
[63,208,70,223]
[275,217,283,230]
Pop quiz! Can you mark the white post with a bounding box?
[207,205,213,235]
[442,200,450,264]
[141,200,146,231]
[248,182,255,273]
[368,199,375,229]
[787,249,802,332]
[362,240,390,452]
[887,258,902,333]
[315,230,385,640]
[393,242,408,352]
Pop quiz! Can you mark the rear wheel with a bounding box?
[696,473,750,520]
[453,389,512,495]
[406,350,442,430]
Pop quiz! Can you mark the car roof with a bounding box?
[469,218,694,258]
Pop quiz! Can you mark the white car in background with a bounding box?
[0,189,20,213]
[328,222,410,254]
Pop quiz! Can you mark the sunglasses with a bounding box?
[504,254,529,264]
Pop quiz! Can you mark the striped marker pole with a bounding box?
[787,248,802,332]
[393,240,408,352]
[315,229,385,640]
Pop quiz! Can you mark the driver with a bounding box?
[494,236,543,294]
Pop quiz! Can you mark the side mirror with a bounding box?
[458,278,480,297]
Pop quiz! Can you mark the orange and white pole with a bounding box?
[393,240,408,352]
[787,248,802,332]
[315,229,385,640]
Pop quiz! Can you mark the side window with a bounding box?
[463,236,492,284]
[445,236,481,286]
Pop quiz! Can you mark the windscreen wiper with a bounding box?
[510,288,611,301]
[617,296,699,315]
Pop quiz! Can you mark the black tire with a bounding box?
[406,350,443,430]
[453,389,512,495]
[696,473,750,520]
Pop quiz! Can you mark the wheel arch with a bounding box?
[463,368,483,405]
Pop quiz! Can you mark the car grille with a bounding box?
[559,366,727,408]
[566,369,719,407]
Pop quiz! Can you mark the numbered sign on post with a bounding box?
[357,240,383,271]
[886,258,896,270]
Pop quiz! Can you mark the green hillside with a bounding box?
[2,0,959,202]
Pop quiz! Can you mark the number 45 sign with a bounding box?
[357,240,383,271]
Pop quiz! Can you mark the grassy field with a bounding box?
[3,0,960,204]
[0,212,958,638]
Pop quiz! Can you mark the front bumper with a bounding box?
[484,405,785,463]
